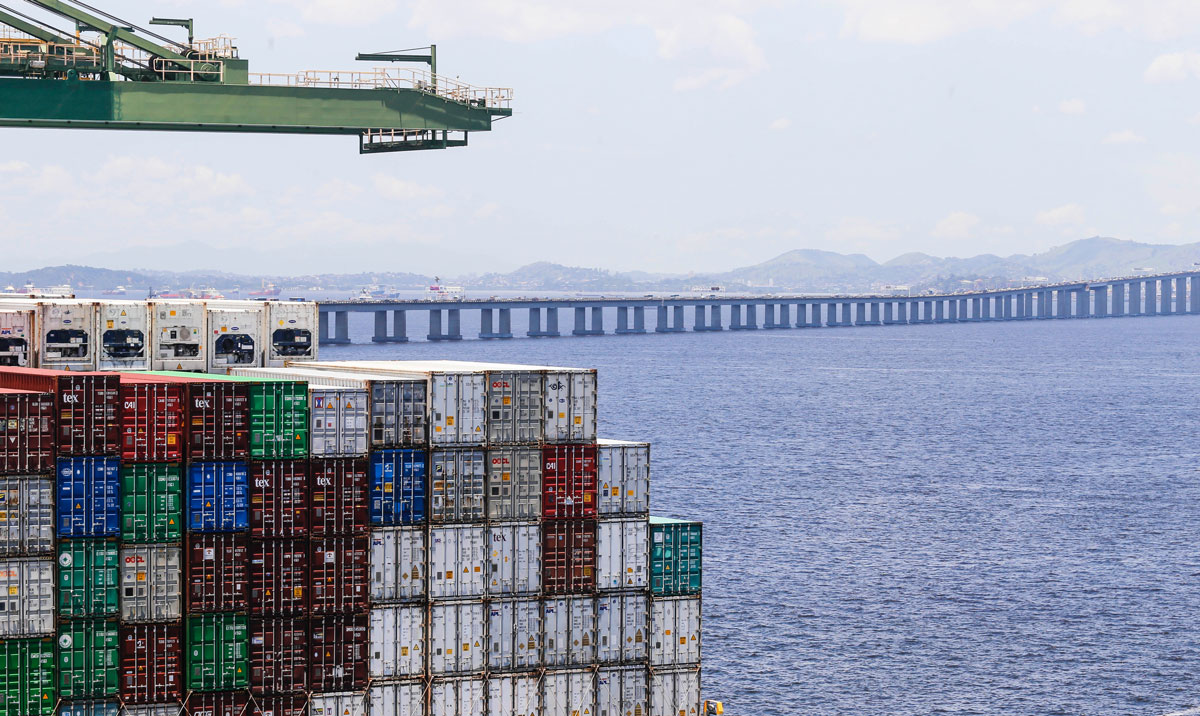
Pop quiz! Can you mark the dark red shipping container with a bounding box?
[0,368,120,456]
[250,694,308,716]
[120,623,184,704]
[0,389,54,475]
[187,532,249,613]
[118,378,185,462]
[249,538,309,616]
[183,690,249,716]
[309,458,369,536]
[309,614,368,692]
[124,374,250,461]
[249,616,308,694]
[250,460,309,538]
[309,536,368,615]
[543,519,597,595]
[542,444,598,519]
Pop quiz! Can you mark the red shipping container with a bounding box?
[120,623,184,704]
[542,444,598,519]
[187,532,249,613]
[249,538,309,616]
[0,389,54,475]
[0,368,120,456]
[249,694,308,716]
[543,519,597,595]
[125,374,250,461]
[250,460,309,538]
[309,458,369,536]
[250,616,308,694]
[310,536,368,615]
[119,378,185,462]
[184,690,249,716]
[309,614,368,692]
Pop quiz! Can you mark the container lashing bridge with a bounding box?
[0,0,511,153]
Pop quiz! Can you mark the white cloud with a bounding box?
[0,161,28,173]
[1102,129,1146,144]
[1145,51,1200,83]
[931,211,981,239]
[1058,98,1086,114]
[825,217,901,246]
[1035,203,1085,226]
[373,174,442,201]
[768,118,791,131]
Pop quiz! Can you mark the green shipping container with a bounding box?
[57,540,119,618]
[0,639,55,716]
[57,620,118,699]
[186,613,248,691]
[649,516,702,596]
[121,464,183,543]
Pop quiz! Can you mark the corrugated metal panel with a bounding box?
[369,527,426,603]
[246,380,308,459]
[485,371,544,444]
[542,520,596,596]
[58,619,120,699]
[121,463,183,543]
[97,301,150,371]
[541,669,595,716]
[250,694,307,716]
[119,380,185,462]
[370,450,427,526]
[649,596,701,668]
[57,540,118,619]
[542,445,597,520]
[597,593,649,665]
[368,604,425,679]
[185,533,249,613]
[39,301,98,371]
[119,624,183,704]
[249,460,309,538]
[310,536,369,615]
[597,518,648,592]
[430,449,485,523]
[264,301,317,367]
[184,613,249,691]
[649,518,702,597]
[596,440,649,516]
[119,545,183,622]
[58,701,121,716]
[597,666,648,716]
[206,308,264,373]
[0,637,56,716]
[186,462,249,533]
[370,380,427,449]
[309,615,368,692]
[57,457,120,538]
[430,677,485,716]
[123,705,182,716]
[0,476,54,555]
[55,374,121,457]
[310,692,367,716]
[543,597,597,667]
[311,387,369,457]
[486,522,540,597]
[544,369,597,444]
[648,668,700,716]
[428,526,486,600]
[249,616,308,694]
[184,380,249,461]
[368,681,425,716]
[249,538,309,616]
[150,300,206,372]
[0,390,54,474]
[429,601,485,675]
[0,310,34,368]
[183,690,248,716]
[487,674,540,716]
[487,598,541,672]
[428,373,486,446]
[0,558,54,636]
[310,458,370,536]
[486,447,540,521]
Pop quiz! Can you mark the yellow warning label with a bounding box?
[106,320,114,329]
[120,310,127,316]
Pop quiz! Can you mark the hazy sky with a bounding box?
[3,0,1200,275]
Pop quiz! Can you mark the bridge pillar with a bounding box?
[573,306,604,336]
[371,309,408,343]
[1014,294,1024,319]
[745,304,759,329]
[1145,281,1158,315]
[708,305,723,330]
[690,306,706,332]
[656,305,671,333]
[794,304,808,327]
[527,307,560,337]
[934,300,945,323]
[619,306,647,334]
[426,309,457,341]
[729,305,743,330]
[1053,289,1068,318]
[673,305,686,331]
[947,300,958,322]
[1174,277,1186,313]
[1192,277,1200,313]
[920,300,932,323]
[853,303,866,325]
[882,302,896,325]
[480,308,514,339]
[1129,282,1142,315]
[319,310,352,346]
[868,302,881,325]
[778,303,791,327]
[1161,278,1173,314]
[1111,284,1126,316]
[1092,286,1108,318]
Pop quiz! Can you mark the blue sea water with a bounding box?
[333,313,1200,716]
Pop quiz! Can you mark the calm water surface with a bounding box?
[333,314,1200,716]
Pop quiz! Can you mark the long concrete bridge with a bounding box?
[317,271,1200,344]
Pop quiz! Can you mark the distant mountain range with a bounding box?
[5,237,1199,294]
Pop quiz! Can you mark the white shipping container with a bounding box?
[597,518,648,592]
[429,601,486,674]
[429,525,486,599]
[370,527,427,602]
[428,372,487,446]
[431,677,486,716]
[310,386,369,457]
[485,370,544,444]
[544,369,597,443]
[264,300,318,367]
[120,545,183,622]
[0,558,53,636]
[487,598,541,671]
[596,440,650,516]
[430,449,486,523]
[0,309,35,367]
[649,668,701,716]
[122,706,182,716]
[312,692,368,716]
[150,300,206,371]
[369,681,425,716]
[97,300,151,371]
[369,604,425,679]
[543,596,597,667]
[0,477,54,556]
[650,597,701,668]
[542,669,596,716]
[206,306,264,372]
[598,666,649,716]
[486,447,541,521]
[38,300,97,371]
[487,673,540,716]
[597,593,649,664]
[487,522,540,596]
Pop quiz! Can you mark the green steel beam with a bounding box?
[26,0,188,61]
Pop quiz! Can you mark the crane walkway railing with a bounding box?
[249,66,512,109]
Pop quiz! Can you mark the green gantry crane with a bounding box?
[0,0,511,153]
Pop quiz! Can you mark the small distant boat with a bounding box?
[426,280,464,300]
[196,287,225,300]
[249,281,281,297]
[102,286,127,296]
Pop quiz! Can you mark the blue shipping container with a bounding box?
[57,457,121,538]
[369,449,427,525]
[187,462,249,532]
[58,702,120,716]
